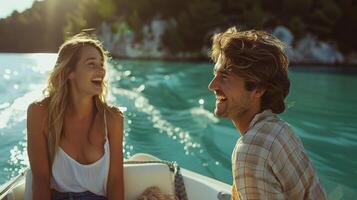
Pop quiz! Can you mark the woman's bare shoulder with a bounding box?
[105,106,124,141]
[105,106,124,134]
[27,98,49,118]
[106,106,124,120]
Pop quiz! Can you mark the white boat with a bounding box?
[0,154,232,200]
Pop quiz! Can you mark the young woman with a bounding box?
[26,33,124,199]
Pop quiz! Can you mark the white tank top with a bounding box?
[50,111,110,196]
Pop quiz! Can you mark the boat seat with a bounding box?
[124,162,175,200]
[7,155,175,200]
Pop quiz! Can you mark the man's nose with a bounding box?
[208,76,218,91]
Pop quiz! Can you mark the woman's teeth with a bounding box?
[91,78,102,85]
[92,78,102,82]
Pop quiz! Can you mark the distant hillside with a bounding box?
[0,0,356,55]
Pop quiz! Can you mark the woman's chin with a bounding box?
[92,86,103,94]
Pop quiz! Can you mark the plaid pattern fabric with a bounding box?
[231,110,327,200]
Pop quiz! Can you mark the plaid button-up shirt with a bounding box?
[232,110,327,200]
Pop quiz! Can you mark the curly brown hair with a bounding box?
[210,27,290,114]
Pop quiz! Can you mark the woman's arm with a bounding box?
[106,108,124,200]
[27,102,51,199]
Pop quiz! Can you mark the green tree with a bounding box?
[0,0,355,55]
[163,0,223,53]
[0,0,79,52]
[307,0,342,38]
[127,10,142,41]
[333,0,357,52]
[288,17,306,40]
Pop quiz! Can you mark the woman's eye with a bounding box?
[88,63,96,68]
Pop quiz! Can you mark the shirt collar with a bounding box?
[245,109,276,132]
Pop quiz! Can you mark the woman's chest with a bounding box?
[60,119,107,165]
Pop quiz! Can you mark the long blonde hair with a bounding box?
[45,33,110,166]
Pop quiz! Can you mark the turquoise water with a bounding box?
[0,53,356,199]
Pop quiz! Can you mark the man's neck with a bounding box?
[232,107,261,136]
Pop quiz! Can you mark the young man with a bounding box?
[208,27,327,199]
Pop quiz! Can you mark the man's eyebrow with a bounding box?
[213,68,230,76]
[220,70,230,77]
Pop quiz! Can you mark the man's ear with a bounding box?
[254,87,266,98]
